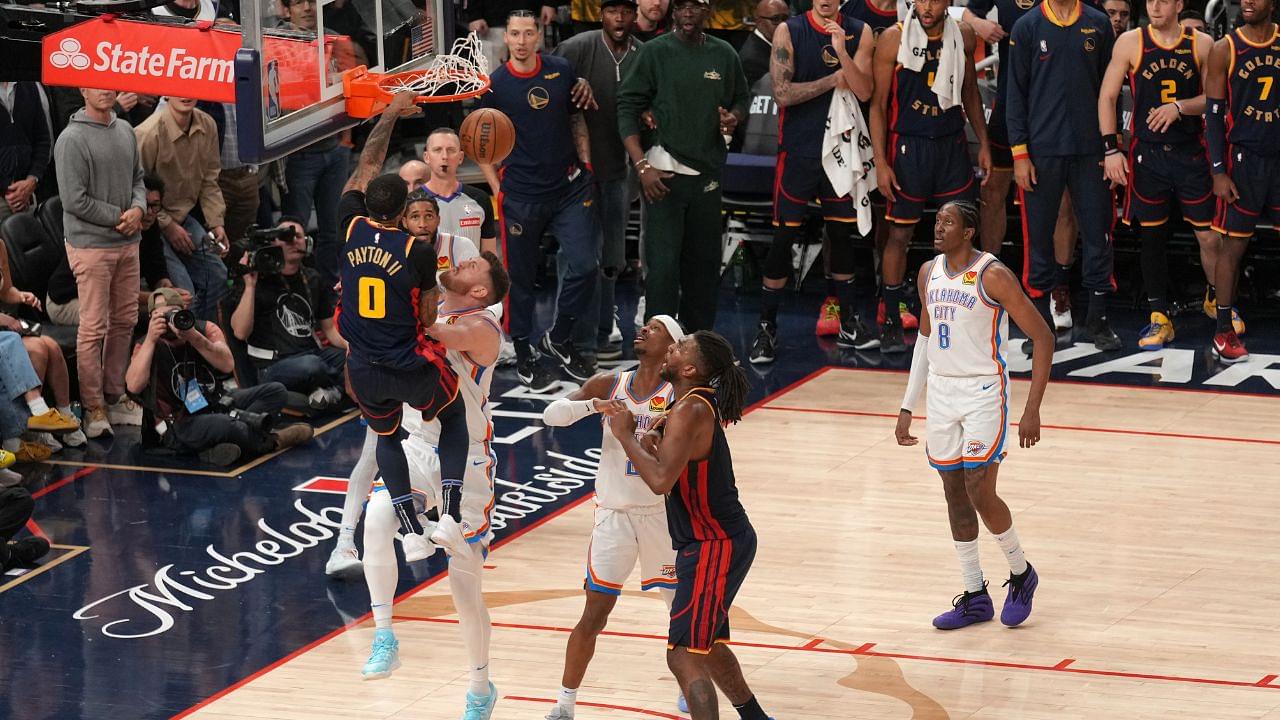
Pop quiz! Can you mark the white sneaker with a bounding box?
[1050,287,1073,330]
[497,337,517,368]
[401,517,439,563]
[544,707,574,719]
[308,387,332,410]
[429,514,467,556]
[62,428,87,448]
[325,537,363,578]
[608,311,622,344]
[324,386,344,405]
[633,296,646,330]
[107,397,143,426]
[84,407,112,438]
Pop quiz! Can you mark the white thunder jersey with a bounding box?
[923,252,1009,378]
[596,371,675,510]
[407,306,502,449]
[434,231,479,278]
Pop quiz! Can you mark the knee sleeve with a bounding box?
[764,225,802,281]
[362,492,399,555]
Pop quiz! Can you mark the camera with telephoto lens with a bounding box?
[215,395,273,434]
[230,225,292,276]
[162,307,195,333]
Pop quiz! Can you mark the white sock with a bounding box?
[57,405,73,417]
[954,539,984,593]
[27,397,49,416]
[342,427,380,532]
[450,543,492,697]
[557,686,578,713]
[993,525,1028,575]
[363,491,400,630]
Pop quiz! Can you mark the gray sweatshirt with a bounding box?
[54,109,146,249]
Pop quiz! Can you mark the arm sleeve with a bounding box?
[198,116,226,227]
[1206,97,1227,173]
[900,333,930,413]
[1005,19,1033,157]
[53,134,124,227]
[542,397,599,426]
[130,139,147,212]
[617,46,655,140]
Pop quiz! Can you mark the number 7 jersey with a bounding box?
[923,252,1009,378]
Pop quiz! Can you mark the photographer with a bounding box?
[125,289,314,466]
[226,217,347,408]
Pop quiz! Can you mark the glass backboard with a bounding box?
[235,0,447,163]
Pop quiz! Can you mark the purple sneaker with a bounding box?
[1001,563,1038,627]
[932,583,994,630]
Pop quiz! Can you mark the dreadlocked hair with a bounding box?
[692,330,750,425]
[942,200,981,236]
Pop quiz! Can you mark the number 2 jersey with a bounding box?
[924,252,1009,378]
[336,190,442,370]
[1130,26,1204,145]
[596,371,675,511]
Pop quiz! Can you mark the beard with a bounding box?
[659,363,674,382]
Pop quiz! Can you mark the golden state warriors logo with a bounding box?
[527,86,550,110]
[649,396,668,413]
[1084,37,1096,52]
[1015,0,1033,8]
[962,270,977,286]
[821,45,839,67]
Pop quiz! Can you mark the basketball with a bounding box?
[459,108,515,165]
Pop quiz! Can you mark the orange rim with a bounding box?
[342,65,491,118]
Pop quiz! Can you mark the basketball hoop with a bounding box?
[342,33,490,118]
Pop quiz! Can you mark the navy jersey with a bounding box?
[1224,27,1280,155]
[665,388,752,548]
[779,11,867,158]
[336,192,440,370]
[1006,0,1114,157]
[889,27,967,138]
[840,0,896,36]
[1130,26,1204,145]
[477,54,582,203]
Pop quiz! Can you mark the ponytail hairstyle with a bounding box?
[691,330,751,425]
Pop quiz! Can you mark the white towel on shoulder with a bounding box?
[896,12,965,111]
[822,88,876,236]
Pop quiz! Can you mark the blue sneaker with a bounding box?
[361,629,401,680]
[461,681,497,720]
[678,693,688,713]
[932,583,994,630]
[1000,563,1039,627]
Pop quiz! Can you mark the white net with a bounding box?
[381,32,490,98]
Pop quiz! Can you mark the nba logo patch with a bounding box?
[649,396,668,413]
[963,271,978,285]
[437,256,450,271]
[965,440,987,456]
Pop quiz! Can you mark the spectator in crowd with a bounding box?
[465,0,559,73]
[0,487,50,573]
[46,176,191,327]
[1103,0,1132,35]
[151,0,222,22]
[398,160,430,193]
[136,97,230,323]
[555,0,644,361]
[618,0,749,332]
[1178,8,1206,32]
[0,331,79,464]
[740,0,788,87]
[0,82,50,225]
[227,217,347,407]
[54,87,148,440]
[635,0,671,40]
[125,289,314,467]
[411,129,499,255]
[478,11,601,390]
[211,104,261,249]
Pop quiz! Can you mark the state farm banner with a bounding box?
[42,17,341,110]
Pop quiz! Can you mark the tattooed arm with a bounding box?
[343,92,416,194]
[571,113,592,168]
[771,22,839,108]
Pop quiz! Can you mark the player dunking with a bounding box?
[895,201,1053,630]
[1099,0,1217,352]
[336,92,470,563]
[540,315,685,719]
[609,331,772,720]
[360,254,509,720]
[1205,0,1280,363]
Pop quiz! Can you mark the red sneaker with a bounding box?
[1213,331,1249,364]
[816,297,840,337]
[877,299,919,331]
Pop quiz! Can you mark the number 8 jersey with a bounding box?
[923,252,1009,378]
[337,213,441,370]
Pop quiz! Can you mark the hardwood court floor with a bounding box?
[186,367,1280,720]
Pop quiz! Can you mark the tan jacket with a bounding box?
[135,106,225,230]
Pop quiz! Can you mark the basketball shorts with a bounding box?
[345,351,459,436]
[987,101,1013,170]
[1125,141,1214,229]
[391,434,497,549]
[925,372,1009,471]
[886,133,977,225]
[773,151,856,226]
[668,527,757,653]
[1212,148,1280,238]
[584,503,678,595]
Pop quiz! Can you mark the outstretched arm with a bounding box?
[343,92,418,194]
[609,399,712,495]
[543,372,623,426]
